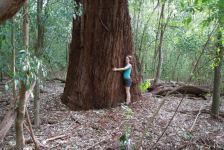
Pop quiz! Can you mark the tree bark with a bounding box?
[0,27,3,82]
[0,0,26,24]
[0,19,17,144]
[11,18,16,102]
[211,28,223,117]
[154,1,166,85]
[16,1,29,148]
[0,109,17,143]
[0,72,2,82]
[171,52,181,80]
[62,0,141,110]
[34,0,44,128]
[16,81,26,148]
[22,1,29,51]
[133,0,144,48]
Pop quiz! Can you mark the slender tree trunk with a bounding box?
[11,18,16,101]
[0,28,3,82]
[138,3,159,77]
[0,19,17,144]
[154,1,165,85]
[62,0,140,110]
[0,109,17,143]
[34,0,43,127]
[152,5,161,76]
[138,3,158,54]
[23,1,29,51]
[0,72,2,82]
[16,1,29,148]
[66,40,70,69]
[172,52,181,80]
[16,81,26,148]
[134,0,144,48]
[188,27,216,82]
[211,28,223,117]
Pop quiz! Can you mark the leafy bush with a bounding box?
[139,80,151,92]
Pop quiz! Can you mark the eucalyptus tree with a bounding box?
[187,0,224,116]
[34,0,44,128]
[15,0,30,148]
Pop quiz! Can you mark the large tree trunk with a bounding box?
[0,0,26,24]
[62,0,141,110]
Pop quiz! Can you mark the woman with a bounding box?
[113,55,132,105]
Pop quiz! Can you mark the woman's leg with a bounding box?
[125,86,131,104]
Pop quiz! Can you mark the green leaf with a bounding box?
[182,15,193,27]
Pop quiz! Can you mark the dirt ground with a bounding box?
[0,81,224,150]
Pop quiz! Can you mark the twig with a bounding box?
[23,123,41,149]
[42,134,68,144]
[150,95,186,149]
[189,105,203,132]
[24,108,41,149]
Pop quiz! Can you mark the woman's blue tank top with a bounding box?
[123,66,131,79]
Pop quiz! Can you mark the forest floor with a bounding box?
[0,81,224,150]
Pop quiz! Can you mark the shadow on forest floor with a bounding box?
[0,81,224,149]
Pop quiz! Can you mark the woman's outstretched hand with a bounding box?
[112,67,117,71]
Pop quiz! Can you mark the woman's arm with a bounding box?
[113,64,131,71]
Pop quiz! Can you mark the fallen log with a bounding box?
[170,85,209,95]
[151,85,210,99]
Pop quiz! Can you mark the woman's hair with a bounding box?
[127,55,132,60]
[126,55,133,63]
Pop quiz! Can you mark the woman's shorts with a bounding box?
[123,78,132,87]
